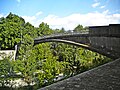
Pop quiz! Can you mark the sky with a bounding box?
[0,0,120,30]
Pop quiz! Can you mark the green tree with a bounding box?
[0,53,14,87]
[38,22,54,36]
[14,34,37,85]
[73,24,84,33]
[24,22,37,38]
[0,12,25,49]
[33,43,63,87]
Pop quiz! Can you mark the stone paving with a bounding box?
[39,58,120,90]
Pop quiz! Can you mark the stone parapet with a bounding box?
[39,58,120,90]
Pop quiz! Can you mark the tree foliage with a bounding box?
[0,12,25,49]
[73,24,88,33]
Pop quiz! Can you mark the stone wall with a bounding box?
[89,25,109,35]
[0,50,16,60]
[89,24,120,36]
[39,58,120,90]
[89,24,120,56]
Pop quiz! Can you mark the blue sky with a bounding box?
[0,0,120,30]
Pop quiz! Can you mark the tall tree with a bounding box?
[38,22,54,36]
[0,12,25,49]
[24,22,37,38]
[73,24,84,33]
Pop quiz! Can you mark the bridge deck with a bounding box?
[39,58,120,90]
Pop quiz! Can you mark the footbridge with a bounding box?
[34,24,120,59]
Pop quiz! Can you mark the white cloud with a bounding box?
[92,2,100,8]
[94,0,99,2]
[22,16,36,23]
[100,5,105,9]
[22,10,120,30]
[0,14,3,18]
[22,15,41,27]
[36,11,43,16]
[22,11,43,26]
[16,0,21,3]
[41,11,120,30]
[0,13,8,18]
[1,11,120,30]
[102,10,109,14]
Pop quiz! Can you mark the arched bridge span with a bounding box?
[34,24,120,59]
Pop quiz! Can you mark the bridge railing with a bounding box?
[35,30,89,40]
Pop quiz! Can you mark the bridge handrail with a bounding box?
[35,31,89,40]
